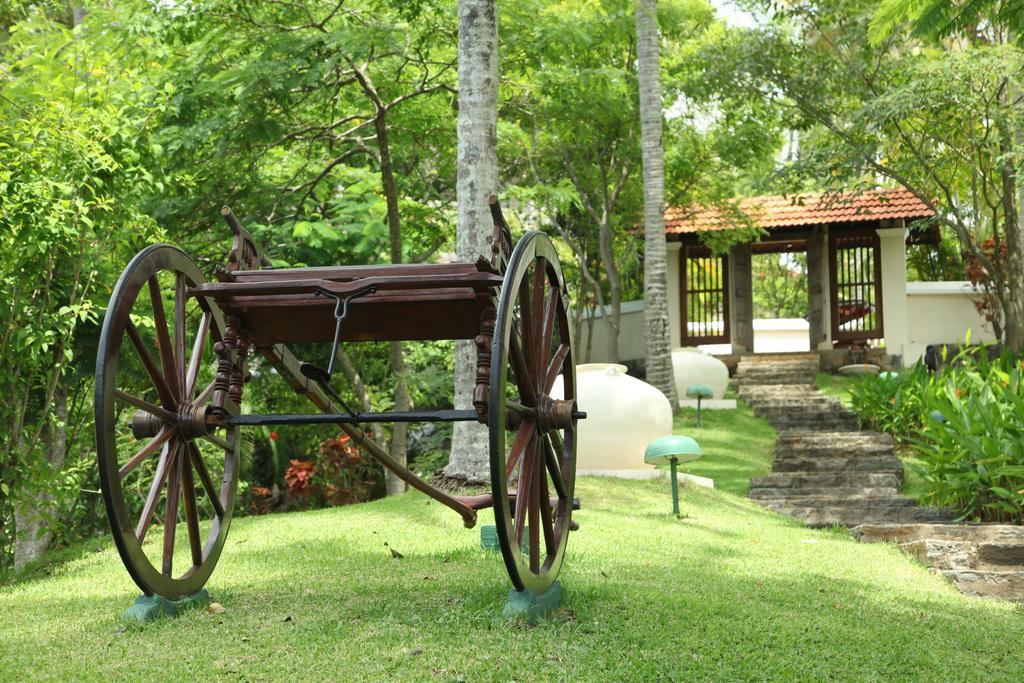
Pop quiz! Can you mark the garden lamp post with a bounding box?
[686,384,713,428]
[644,435,702,516]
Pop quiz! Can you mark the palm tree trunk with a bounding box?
[636,0,679,409]
[446,0,498,484]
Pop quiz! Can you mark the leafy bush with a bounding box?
[912,351,1024,522]
[849,347,1024,522]
[850,362,933,441]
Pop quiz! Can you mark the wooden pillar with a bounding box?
[729,242,754,352]
[807,224,831,349]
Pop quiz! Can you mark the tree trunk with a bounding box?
[13,384,68,571]
[635,0,678,408]
[373,102,410,496]
[597,217,622,364]
[446,0,498,484]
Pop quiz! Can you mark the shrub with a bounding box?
[912,350,1024,522]
[850,362,933,441]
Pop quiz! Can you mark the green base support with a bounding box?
[502,581,564,624]
[481,525,529,553]
[122,589,211,624]
[481,524,500,552]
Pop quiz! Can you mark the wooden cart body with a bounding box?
[94,199,581,600]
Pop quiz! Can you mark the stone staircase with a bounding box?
[854,524,1024,601]
[736,353,1024,601]
[738,354,946,527]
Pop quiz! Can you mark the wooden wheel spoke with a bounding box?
[527,439,541,573]
[136,440,177,544]
[539,461,556,556]
[185,311,212,400]
[543,343,569,394]
[181,450,204,567]
[173,273,188,400]
[202,433,233,452]
[126,320,177,409]
[162,444,183,576]
[148,276,181,401]
[542,432,569,501]
[119,426,175,478]
[529,264,546,382]
[114,390,176,423]
[508,327,537,404]
[194,379,216,407]
[517,277,534,375]
[505,420,537,479]
[513,437,534,546]
[189,443,225,519]
[538,290,558,380]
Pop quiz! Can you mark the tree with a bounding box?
[709,1,1024,350]
[0,4,167,568]
[445,0,498,484]
[636,0,678,408]
[155,0,459,493]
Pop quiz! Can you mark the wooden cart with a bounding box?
[94,198,581,599]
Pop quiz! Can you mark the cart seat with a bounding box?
[192,260,502,346]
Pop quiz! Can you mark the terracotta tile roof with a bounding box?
[664,189,934,234]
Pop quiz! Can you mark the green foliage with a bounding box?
[849,349,1024,522]
[912,350,1024,522]
[850,363,933,441]
[0,4,169,567]
[752,252,807,319]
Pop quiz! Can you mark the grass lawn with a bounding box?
[670,400,776,496]
[815,371,860,407]
[4,467,1024,679]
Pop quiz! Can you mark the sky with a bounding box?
[708,0,759,29]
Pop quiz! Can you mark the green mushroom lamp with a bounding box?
[645,435,702,516]
[686,383,713,427]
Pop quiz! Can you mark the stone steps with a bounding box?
[852,523,1024,601]
[738,356,947,530]
[749,486,902,500]
[758,496,948,526]
[774,431,894,457]
[771,454,904,477]
[751,472,901,491]
[942,570,1024,600]
[853,523,1024,544]
[901,539,1024,571]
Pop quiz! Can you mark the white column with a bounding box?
[666,242,682,348]
[877,224,909,363]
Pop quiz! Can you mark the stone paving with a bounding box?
[737,354,944,526]
[737,353,1024,601]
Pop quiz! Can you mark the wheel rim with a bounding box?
[95,245,240,598]
[490,231,577,594]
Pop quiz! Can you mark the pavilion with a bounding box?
[661,188,939,365]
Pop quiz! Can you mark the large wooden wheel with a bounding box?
[490,231,578,594]
[95,245,240,598]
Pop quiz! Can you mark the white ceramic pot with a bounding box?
[672,348,729,400]
[552,364,673,471]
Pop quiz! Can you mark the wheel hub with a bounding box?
[535,394,576,433]
[176,403,211,441]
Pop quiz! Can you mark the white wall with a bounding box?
[903,281,996,364]
[577,300,646,363]
[581,303,811,361]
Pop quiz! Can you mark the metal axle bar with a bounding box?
[228,409,478,427]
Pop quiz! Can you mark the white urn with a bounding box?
[553,363,673,472]
[672,347,729,400]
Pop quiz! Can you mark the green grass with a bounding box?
[815,371,861,407]
[671,401,776,496]
[5,468,1024,678]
